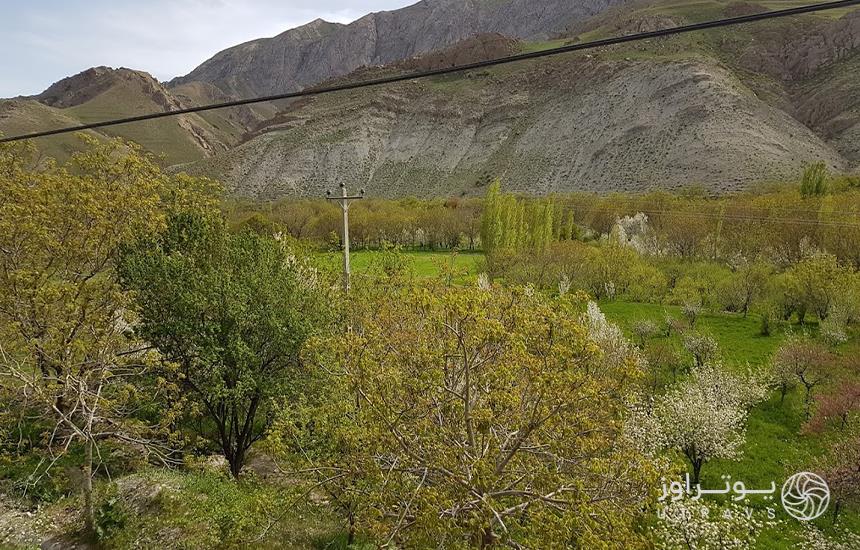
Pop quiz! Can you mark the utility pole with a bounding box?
[327,184,365,292]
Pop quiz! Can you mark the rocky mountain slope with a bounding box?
[170,0,629,99]
[182,49,845,198]
[2,0,859,197]
[180,2,860,198]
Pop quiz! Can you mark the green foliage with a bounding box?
[225,195,483,252]
[778,252,855,323]
[95,489,127,541]
[228,183,860,268]
[720,261,774,317]
[800,162,829,197]
[479,180,564,254]
[95,470,346,549]
[338,250,481,281]
[366,243,415,279]
[0,136,219,534]
[118,213,331,477]
[281,281,656,548]
[487,240,668,302]
[4,137,860,549]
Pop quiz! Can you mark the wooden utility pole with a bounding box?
[327,184,365,292]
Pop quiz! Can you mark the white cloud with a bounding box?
[1,0,413,97]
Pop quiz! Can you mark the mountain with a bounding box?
[170,0,629,99]
[180,40,845,198]
[180,2,860,198]
[1,67,242,165]
[2,0,859,197]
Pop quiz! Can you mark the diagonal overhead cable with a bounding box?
[1,0,858,144]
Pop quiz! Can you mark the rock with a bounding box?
[169,0,628,98]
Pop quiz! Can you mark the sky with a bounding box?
[0,0,414,98]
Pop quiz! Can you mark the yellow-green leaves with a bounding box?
[288,281,653,548]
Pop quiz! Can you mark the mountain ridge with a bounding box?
[1,0,859,197]
[168,0,629,99]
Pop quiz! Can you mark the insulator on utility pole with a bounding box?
[326,184,365,292]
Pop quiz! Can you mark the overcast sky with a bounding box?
[1,0,414,98]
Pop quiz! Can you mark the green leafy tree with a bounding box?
[773,337,834,419]
[119,213,328,478]
[800,162,829,197]
[0,137,213,534]
[481,183,559,255]
[724,261,773,317]
[291,283,655,548]
[480,180,503,252]
[780,253,853,323]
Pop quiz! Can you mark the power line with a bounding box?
[2,0,858,144]
[283,197,860,228]
[633,209,860,228]
[561,195,860,217]
[558,195,860,226]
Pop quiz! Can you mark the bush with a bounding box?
[757,302,781,337]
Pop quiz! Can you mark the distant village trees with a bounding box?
[480,180,562,253]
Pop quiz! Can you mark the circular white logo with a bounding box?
[781,472,830,521]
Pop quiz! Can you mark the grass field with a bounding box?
[321,249,484,283]
[600,301,860,547]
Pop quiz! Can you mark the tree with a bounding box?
[772,358,798,405]
[806,383,860,434]
[682,301,703,328]
[655,499,770,549]
[632,319,659,348]
[800,161,829,197]
[119,213,328,478]
[799,525,860,549]
[480,182,559,255]
[780,253,853,323]
[645,341,684,386]
[816,433,860,525]
[0,138,209,534]
[819,294,855,347]
[640,363,766,485]
[757,301,781,337]
[480,180,504,253]
[773,337,834,419]
[724,261,772,317]
[683,332,719,368]
[295,286,654,548]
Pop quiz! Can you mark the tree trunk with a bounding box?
[803,386,814,420]
[347,511,356,546]
[692,459,703,486]
[83,438,96,536]
[229,450,244,479]
[478,526,496,548]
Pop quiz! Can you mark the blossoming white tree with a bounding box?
[655,499,775,550]
[585,301,640,371]
[683,332,719,368]
[635,363,767,485]
[799,526,860,550]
